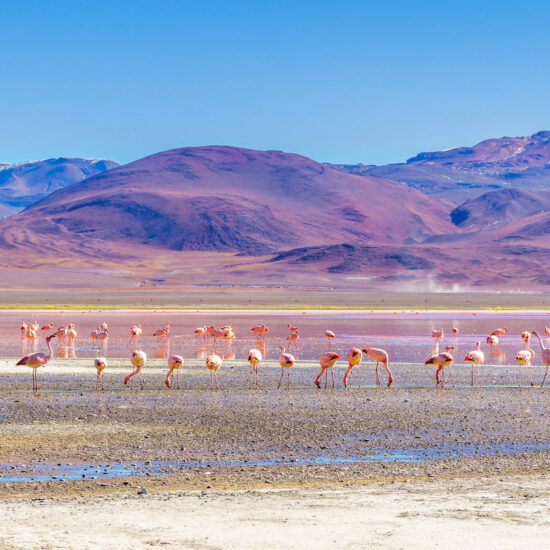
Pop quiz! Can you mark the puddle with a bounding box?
[1,440,548,483]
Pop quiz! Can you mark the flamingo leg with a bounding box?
[478,364,482,388]
[375,362,380,388]
[324,369,328,389]
[287,371,290,390]
[255,367,259,389]
[541,366,549,388]
[215,372,219,390]
[210,372,214,390]
[331,368,335,389]
[449,366,456,388]
[96,373,99,391]
[471,364,474,388]
[278,368,284,390]
[249,365,253,390]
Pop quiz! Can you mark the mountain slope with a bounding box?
[0,146,456,258]
[0,157,119,217]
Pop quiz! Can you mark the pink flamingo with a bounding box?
[277,346,295,389]
[545,327,550,336]
[100,322,108,331]
[206,354,223,390]
[491,327,507,337]
[432,328,444,338]
[451,327,459,335]
[324,330,335,350]
[288,324,299,333]
[26,327,38,340]
[425,346,455,388]
[251,325,269,339]
[486,335,499,346]
[315,351,341,389]
[521,331,530,343]
[16,334,56,393]
[343,348,363,388]
[94,357,107,390]
[464,341,484,387]
[41,323,53,331]
[124,350,147,390]
[362,348,393,388]
[165,355,184,389]
[247,349,262,389]
[20,322,28,335]
[129,325,142,343]
[286,331,299,349]
[194,326,207,339]
[515,345,535,388]
[531,331,550,387]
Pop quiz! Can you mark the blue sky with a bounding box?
[1,0,549,165]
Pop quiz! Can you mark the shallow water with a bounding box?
[1,439,548,483]
[3,310,550,368]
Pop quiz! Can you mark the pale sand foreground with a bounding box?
[1,475,549,550]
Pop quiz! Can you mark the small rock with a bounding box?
[137,487,148,495]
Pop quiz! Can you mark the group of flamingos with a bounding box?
[14,321,550,393]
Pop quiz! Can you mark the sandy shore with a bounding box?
[1,474,549,549]
[0,287,549,308]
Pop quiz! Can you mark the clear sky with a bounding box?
[1,0,549,166]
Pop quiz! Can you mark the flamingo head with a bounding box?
[46,334,57,342]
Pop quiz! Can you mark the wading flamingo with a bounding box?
[486,335,499,346]
[165,355,184,389]
[362,348,393,388]
[194,326,207,339]
[16,334,56,393]
[247,349,262,389]
[425,346,454,388]
[315,351,341,389]
[251,325,269,339]
[206,354,223,390]
[277,346,295,389]
[94,357,107,390]
[343,348,363,388]
[491,327,507,337]
[515,347,535,388]
[521,331,530,343]
[288,324,299,333]
[124,350,147,390]
[41,323,53,331]
[531,331,550,387]
[452,327,459,335]
[129,325,142,342]
[286,331,299,348]
[464,341,484,387]
[324,330,335,350]
[20,322,28,335]
[100,322,108,331]
[432,328,444,338]
[545,327,550,336]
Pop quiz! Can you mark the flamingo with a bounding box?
[251,325,269,339]
[277,346,295,389]
[26,328,38,340]
[545,327,550,336]
[464,341,484,387]
[100,322,108,331]
[491,327,507,337]
[30,322,40,332]
[531,331,550,387]
[129,325,142,342]
[124,350,147,390]
[16,334,56,393]
[515,346,535,388]
[194,326,207,339]
[247,349,262,389]
[362,348,393,388]
[206,354,223,390]
[20,322,28,335]
[451,327,459,335]
[94,357,107,390]
[165,355,184,389]
[286,331,299,348]
[315,351,340,389]
[288,324,299,333]
[486,335,499,346]
[425,346,455,388]
[521,331,530,343]
[41,323,53,331]
[67,325,77,345]
[324,330,335,350]
[432,328,444,338]
[343,348,363,388]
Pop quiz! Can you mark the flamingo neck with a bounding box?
[534,332,546,350]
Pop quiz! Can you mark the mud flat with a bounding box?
[1,357,549,548]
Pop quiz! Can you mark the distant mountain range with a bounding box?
[331,130,550,204]
[1,132,550,290]
[0,157,119,218]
